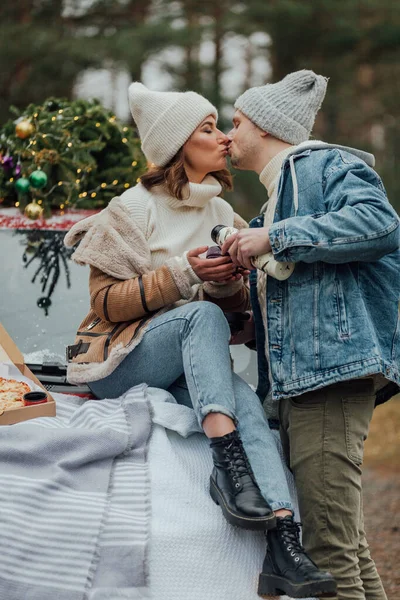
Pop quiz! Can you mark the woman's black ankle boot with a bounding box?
[258,515,337,598]
[209,430,276,530]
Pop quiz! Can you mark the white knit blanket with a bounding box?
[0,385,152,600]
[149,389,316,600]
[0,386,315,600]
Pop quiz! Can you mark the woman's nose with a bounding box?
[217,130,230,145]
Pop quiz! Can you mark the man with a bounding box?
[223,70,400,600]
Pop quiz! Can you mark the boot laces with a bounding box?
[223,436,254,487]
[278,519,305,560]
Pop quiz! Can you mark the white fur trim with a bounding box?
[64,197,151,279]
[165,256,199,300]
[202,279,244,298]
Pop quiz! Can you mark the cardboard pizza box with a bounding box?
[0,323,56,425]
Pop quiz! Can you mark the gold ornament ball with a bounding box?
[24,201,44,220]
[15,120,35,139]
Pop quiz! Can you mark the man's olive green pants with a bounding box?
[279,379,387,600]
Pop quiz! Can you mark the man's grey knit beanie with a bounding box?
[234,70,328,144]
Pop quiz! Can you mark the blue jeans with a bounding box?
[89,301,293,512]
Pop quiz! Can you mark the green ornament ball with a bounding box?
[15,177,30,194]
[29,170,48,189]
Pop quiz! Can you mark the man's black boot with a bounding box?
[258,515,337,598]
[209,430,276,531]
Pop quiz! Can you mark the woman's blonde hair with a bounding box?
[140,148,233,201]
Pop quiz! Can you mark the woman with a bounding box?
[64,83,335,598]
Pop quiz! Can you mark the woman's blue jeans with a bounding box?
[89,301,293,512]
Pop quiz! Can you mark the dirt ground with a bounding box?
[362,396,400,599]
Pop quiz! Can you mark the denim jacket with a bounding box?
[250,143,400,404]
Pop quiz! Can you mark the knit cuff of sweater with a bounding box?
[166,252,202,299]
[203,279,243,298]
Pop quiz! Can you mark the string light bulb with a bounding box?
[91,192,96,198]
[132,161,137,166]
[112,179,118,185]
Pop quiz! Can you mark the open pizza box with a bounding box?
[0,323,56,425]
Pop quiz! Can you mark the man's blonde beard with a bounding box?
[230,137,260,170]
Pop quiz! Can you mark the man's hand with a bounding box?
[187,246,239,282]
[221,227,272,270]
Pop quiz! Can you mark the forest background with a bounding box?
[1,0,399,220]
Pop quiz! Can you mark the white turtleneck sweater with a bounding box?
[119,175,236,290]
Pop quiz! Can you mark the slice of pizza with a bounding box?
[0,377,31,411]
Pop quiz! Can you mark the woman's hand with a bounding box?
[187,246,238,282]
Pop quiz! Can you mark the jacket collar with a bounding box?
[284,140,375,168]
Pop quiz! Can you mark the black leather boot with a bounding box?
[258,515,337,598]
[209,430,276,531]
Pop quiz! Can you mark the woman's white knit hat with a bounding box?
[128,82,218,167]
[234,70,328,145]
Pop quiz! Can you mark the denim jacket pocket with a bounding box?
[342,396,375,466]
[334,279,350,338]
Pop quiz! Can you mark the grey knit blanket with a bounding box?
[0,385,152,600]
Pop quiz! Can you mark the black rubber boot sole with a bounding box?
[258,573,337,598]
[210,477,277,531]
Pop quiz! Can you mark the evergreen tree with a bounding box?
[0,97,146,218]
